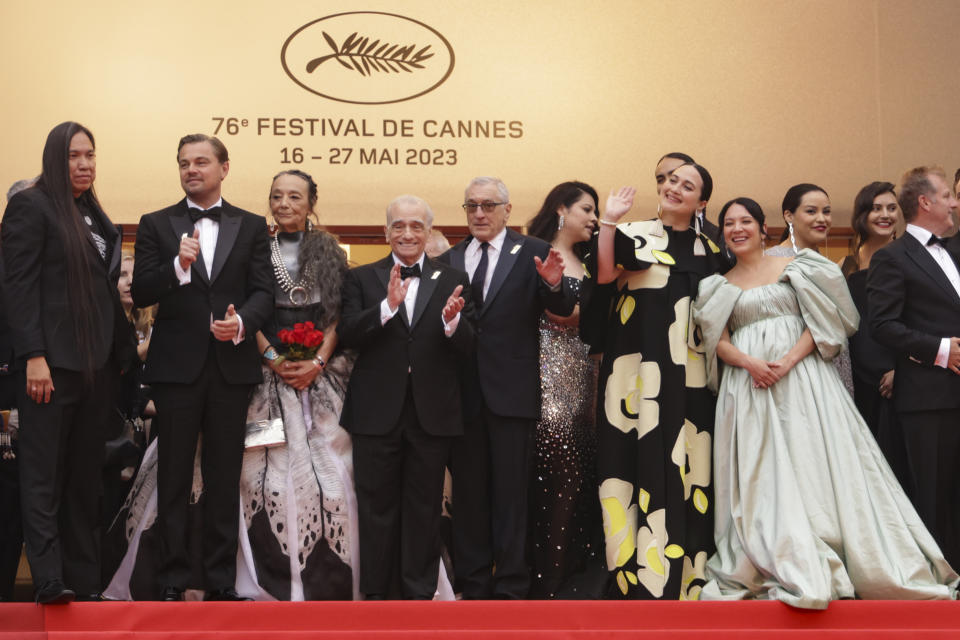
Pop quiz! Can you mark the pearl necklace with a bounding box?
[270,233,313,305]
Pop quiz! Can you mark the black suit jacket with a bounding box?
[2,188,126,371]
[438,229,575,419]
[867,231,960,412]
[339,254,475,436]
[131,199,273,385]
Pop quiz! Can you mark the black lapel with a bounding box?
[210,201,241,285]
[904,233,960,306]
[448,239,468,272]
[483,230,522,314]
[411,258,441,329]
[167,201,209,285]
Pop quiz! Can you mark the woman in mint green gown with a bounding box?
[692,197,956,609]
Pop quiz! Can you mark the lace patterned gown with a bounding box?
[104,230,361,601]
[693,250,957,609]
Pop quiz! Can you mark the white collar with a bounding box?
[186,197,223,211]
[469,226,508,253]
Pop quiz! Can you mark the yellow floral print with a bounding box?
[604,354,661,439]
[635,508,683,597]
[599,478,637,571]
[619,221,669,264]
[670,419,712,503]
[679,551,708,600]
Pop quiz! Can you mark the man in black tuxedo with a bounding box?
[438,176,573,599]
[868,165,960,567]
[339,195,474,599]
[132,134,272,601]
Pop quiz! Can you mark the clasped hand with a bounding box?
[745,355,790,389]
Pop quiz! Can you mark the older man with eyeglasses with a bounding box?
[437,176,575,599]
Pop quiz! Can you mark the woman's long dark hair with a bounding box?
[526,181,599,258]
[34,121,110,375]
[849,181,896,271]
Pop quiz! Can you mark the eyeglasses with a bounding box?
[462,201,506,213]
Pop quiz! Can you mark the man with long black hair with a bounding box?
[2,122,131,603]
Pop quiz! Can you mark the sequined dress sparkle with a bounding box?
[693,250,957,609]
[529,277,603,598]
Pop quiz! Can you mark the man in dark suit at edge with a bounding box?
[438,176,574,599]
[131,134,273,601]
[339,195,474,599]
[868,165,960,567]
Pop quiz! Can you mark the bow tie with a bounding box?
[927,235,948,248]
[189,206,222,223]
[399,263,422,279]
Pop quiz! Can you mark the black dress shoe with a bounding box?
[75,593,104,602]
[161,586,185,601]
[204,588,251,601]
[35,579,75,605]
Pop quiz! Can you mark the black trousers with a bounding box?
[152,351,252,591]
[352,383,450,599]
[451,405,534,599]
[899,408,960,568]
[18,365,113,594]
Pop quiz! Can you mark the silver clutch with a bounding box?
[244,417,286,450]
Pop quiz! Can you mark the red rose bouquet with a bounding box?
[276,321,324,363]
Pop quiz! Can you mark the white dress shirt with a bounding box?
[174,197,244,344]
[464,227,507,300]
[380,253,459,336]
[905,223,960,367]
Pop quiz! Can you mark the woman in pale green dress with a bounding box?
[692,197,957,609]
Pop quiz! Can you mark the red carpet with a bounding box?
[2,600,959,639]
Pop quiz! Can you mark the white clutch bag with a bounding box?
[244,376,286,450]
[244,417,286,450]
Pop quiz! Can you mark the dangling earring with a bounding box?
[306,218,313,232]
[651,202,665,238]
[693,209,706,256]
[788,221,798,253]
[558,214,565,231]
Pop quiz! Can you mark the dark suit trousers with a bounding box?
[899,409,960,567]
[18,365,113,594]
[451,404,534,599]
[152,346,252,591]
[352,382,450,599]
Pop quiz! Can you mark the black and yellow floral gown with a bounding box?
[585,220,725,599]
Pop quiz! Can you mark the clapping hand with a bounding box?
[179,228,200,271]
[212,303,240,341]
[442,285,465,324]
[387,264,411,312]
[603,187,637,224]
[534,248,565,287]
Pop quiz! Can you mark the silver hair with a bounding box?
[386,194,434,227]
[6,176,39,202]
[465,176,509,203]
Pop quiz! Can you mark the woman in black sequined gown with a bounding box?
[525,182,605,598]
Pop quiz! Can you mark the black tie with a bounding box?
[189,206,222,223]
[927,235,948,248]
[471,242,490,307]
[399,263,421,279]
